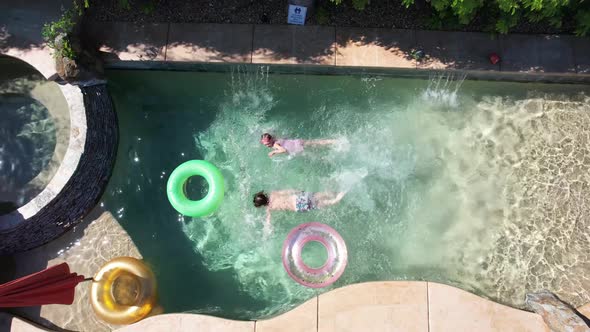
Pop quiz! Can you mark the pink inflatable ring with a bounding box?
[282,222,348,288]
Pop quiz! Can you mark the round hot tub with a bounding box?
[0,55,70,215]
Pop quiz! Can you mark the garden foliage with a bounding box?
[330,0,590,35]
[41,9,78,59]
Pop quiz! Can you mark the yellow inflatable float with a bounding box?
[90,257,157,325]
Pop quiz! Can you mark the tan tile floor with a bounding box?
[4,281,569,332]
[112,282,554,332]
[335,28,416,68]
[252,25,335,65]
[80,22,590,79]
[166,23,253,63]
[256,298,317,332]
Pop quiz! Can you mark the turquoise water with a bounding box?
[104,67,590,319]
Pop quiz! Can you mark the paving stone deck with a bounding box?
[84,22,167,62]
[252,25,335,65]
[415,30,500,71]
[0,313,47,332]
[499,34,577,73]
[573,37,590,74]
[256,298,317,332]
[83,22,590,80]
[117,314,255,332]
[428,283,548,332]
[166,23,253,63]
[9,279,590,331]
[335,28,415,68]
[116,281,554,332]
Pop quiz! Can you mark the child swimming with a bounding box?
[253,190,346,227]
[260,133,340,158]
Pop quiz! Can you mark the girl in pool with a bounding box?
[253,190,346,227]
[260,133,340,157]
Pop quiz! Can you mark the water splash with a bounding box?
[421,73,466,108]
[188,72,590,315]
[102,69,590,319]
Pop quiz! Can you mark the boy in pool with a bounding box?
[260,133,340,158]
[253,190,346,229]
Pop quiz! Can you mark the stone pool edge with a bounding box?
[113,281,590,332]
[83,22,590,83]
[0,49,118,254]
[4,281,563,332]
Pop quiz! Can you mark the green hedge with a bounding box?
[330,0,590,35]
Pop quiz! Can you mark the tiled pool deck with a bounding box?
[115,281,555,332]
[1,281,564,332]
[2,3,590,330]
[84,22,590,82]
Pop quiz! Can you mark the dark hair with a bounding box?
[253,191,269,207]
[261,133,273,140]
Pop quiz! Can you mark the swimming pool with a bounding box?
[102,66,590,319]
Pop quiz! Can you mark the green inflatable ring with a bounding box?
[166,160,225,217]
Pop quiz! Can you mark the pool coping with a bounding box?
[82,22,590,83]
[0,82,86,231]
[3,281,561,332]
[0,20,118,253]
[115,281,586,331]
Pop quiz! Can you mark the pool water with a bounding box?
[103,67,590,319]
[0,56,69,214]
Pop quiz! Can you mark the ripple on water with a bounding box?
[95,70,590,319]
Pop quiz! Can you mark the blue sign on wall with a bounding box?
[287,5,307,25]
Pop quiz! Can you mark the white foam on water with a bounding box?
[179,70,590,317]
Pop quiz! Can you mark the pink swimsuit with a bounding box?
[277,139,304,155]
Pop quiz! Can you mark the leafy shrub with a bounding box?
[42,0,159,59]
[118,0,158,12]
[335,0,590,35]
[575,9,590,36]
[41,9,77,58]
[430,0,483,24]
[119,0,131,10]
[73,0,91,15]
[141,1,156,14]
[316,6,330,25]
[495,13,519,34]
[351,0,369,10]
[330,0,369,11]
